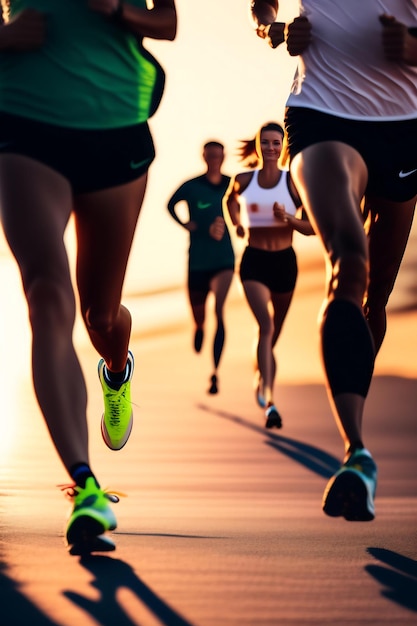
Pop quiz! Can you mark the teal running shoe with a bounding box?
[98,350,134,450]
[64,477,119,554]
[322,448,377,521]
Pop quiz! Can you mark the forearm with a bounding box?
[226,198,241,227]
[288,215,314,236]
[119,0,177,41]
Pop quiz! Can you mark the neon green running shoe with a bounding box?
[98,350,134,450]
[64,477,118,554]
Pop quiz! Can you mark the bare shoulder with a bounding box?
[234,171,254,193]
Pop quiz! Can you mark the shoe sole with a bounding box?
[323,469,375,521]
[67,508,116,541]
[101,415,133,451]
[68,533,116,556]
[265,409,282,429]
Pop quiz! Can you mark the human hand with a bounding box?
[273,202,289,224]
[286,16,312,56]
[209,216,225,241]
[380,14,417,66]
[88,0,119,17]
[0,9,45,50]
[263,22,286,49]
[185,220,197,232]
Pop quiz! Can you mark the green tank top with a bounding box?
[0,1,165,128]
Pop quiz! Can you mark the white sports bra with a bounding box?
[240,170,298,228]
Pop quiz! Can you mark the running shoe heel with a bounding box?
[98,350,134,450]
[265,405,282,429]
[64,477,119,554]
[322,449,377,521]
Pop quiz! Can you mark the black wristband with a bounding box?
[112,0,124,22]
[408,27,417,38]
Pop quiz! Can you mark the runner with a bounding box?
[0,0,177,553]
[251,0,417,520]
[167,141,235,394]
[225,122,313,428]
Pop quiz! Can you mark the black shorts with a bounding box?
[188,266,234,301]
[0,112,155,194]
[239,246,297,293]
[285,107,417,202]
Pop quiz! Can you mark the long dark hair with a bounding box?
[237,122,285,168]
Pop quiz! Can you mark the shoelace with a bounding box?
[58,483,126,503]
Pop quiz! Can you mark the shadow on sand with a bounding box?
[0,559,60,626]
[0,553,195,626]
[365,547,417,612]
[63,555,194,626]
[197,403,340,479]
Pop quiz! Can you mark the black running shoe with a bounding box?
[208,374,218,394]
[265,404,282,429]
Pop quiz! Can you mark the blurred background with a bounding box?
[0,0,415,349]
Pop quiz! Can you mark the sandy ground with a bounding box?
[0,242,416,626]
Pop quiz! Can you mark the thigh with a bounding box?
[366,194,416,298]
[242,281,273,331]
[0,154,73,288]
[271,291,294,343]
[188,269,210,308]
[73,174,147,314]
[210,269,234,308]
[291,141,368,261]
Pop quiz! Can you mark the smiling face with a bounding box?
[258,129,283,164]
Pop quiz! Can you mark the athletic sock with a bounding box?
[104,359,130,390]
[69,463,97,489]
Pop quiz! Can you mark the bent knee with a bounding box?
[26,276,75,325]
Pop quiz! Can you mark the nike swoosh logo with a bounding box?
[130,158,151,170]
[399,168,417,178]
[197,201,211,209]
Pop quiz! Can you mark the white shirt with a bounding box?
[286,0,417,121]
[240,171,297,228]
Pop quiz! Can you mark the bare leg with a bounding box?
[210,269,234,371]
[291,141,370,456]
[74,174,148,373]
[188,289,206,353]
[364,194,416,354]
[0,155,88,472]
[270,290,295,394]
[242,280,275,406]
